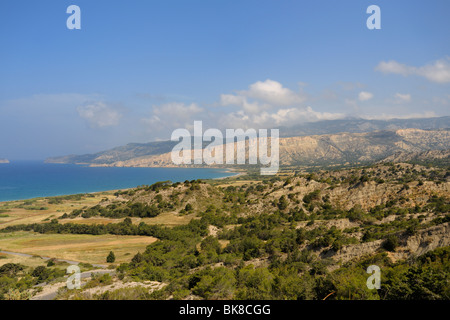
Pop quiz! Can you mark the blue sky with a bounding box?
[0,0,449,159]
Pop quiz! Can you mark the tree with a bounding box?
[131,252,144,264]
[107,251,116,263]
[277,195,289,211]
[382,235,399,252]
[200,236,222,255]
[31,266,50,281]
[0,263,25,277]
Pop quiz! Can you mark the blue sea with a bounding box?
[0,161,235,202]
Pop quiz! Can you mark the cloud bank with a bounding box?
[375,57,450,83]
[77,102,122,128]
[216,79,343,128]
[358,91,374,101]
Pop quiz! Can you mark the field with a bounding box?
[0,192,116,228]
[0,191,193,269]
[0,231,157,265]
[58,211,197,227]
[0,191,197,229]
[0,251,54,269]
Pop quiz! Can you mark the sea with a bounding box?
[0,161,235,202]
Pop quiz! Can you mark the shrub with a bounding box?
[382,235,399,252]
[107,251,116,263]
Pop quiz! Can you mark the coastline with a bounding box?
[213,170,245,180]
[0,165,241,203]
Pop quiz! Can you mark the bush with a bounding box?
[47,259,56,267]
[107,251,116,263]
[382,235,399,252]
[303,190,320,204]
[0,263,25,277]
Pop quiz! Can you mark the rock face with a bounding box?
[0,159,9,164]
[380,149,450,165]
[323,223,450,266]
[45,115,450,167]
[64,128,449,168]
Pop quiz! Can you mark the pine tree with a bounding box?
[106,251,116,263]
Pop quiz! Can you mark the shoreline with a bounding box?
[0,167,243,204]
[213,171,244,180]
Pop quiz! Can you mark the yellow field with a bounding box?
[0,251,52,269]
[0,231,157,265]
[0,192,116,228]
[0,192,198,269]
[215,180,257,188]
[58,210,197,227]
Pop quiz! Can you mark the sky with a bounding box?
[0,0,449,160]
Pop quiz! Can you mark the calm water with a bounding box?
[0,161,234,202]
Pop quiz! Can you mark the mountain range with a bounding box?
[46,117,450,168]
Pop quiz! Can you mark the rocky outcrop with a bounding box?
[395,223,450,260]
[322,223,450,266]
[380,149,450,165]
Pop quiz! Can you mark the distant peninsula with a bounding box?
[0,158,10,164]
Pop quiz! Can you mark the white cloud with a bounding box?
[269,106,344,125]
[220,94,246,106]
[394,93,411,103]
[417,59,450,83]
[358,91,374,101]
[142,102,203,131]
[220,79,307,114]
[152,102,203,116]
[375,60,412,76]
[77,102,122,128]
[219,94,265,114]
[216,79,346,128]
[220,106,345,129]
[245,79,306,106]
[375,57,450,83]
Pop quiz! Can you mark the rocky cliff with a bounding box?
[74,128,450,168]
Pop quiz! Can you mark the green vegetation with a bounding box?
[107,251,116,263]
[60,202,161,219]
[0,162,448,300]
[46,193,95,204]
[0,263,66,300]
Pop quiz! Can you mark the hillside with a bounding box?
[380,149,450,167]
[47,128,450,168]
[1,162,449,300]
[279,116,450,137]
[45,116,450,167]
